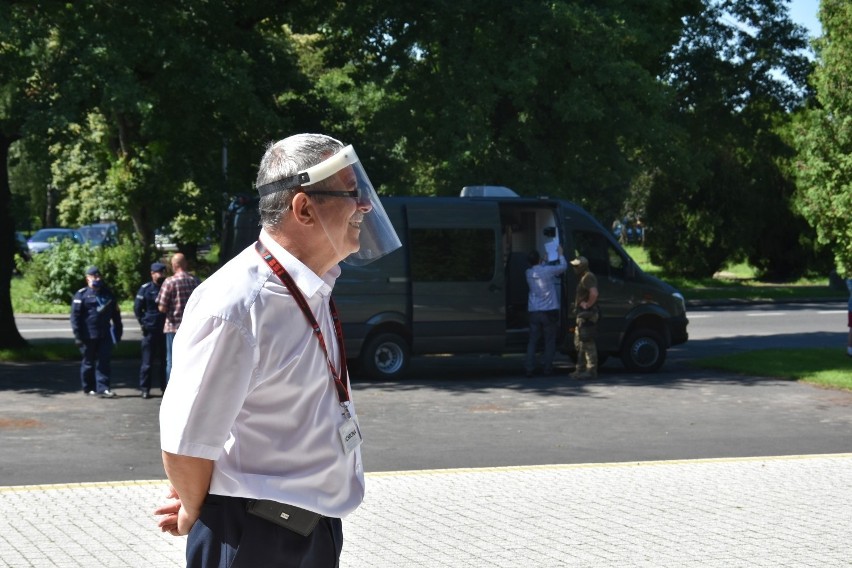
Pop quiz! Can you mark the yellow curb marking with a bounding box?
[2,453,851,493]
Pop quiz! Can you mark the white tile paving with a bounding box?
[0,455,850,567]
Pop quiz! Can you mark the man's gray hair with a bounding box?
[256,133,345,229]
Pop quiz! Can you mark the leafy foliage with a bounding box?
[644,0,813,277]
[23,241,94,304]
[0,0,845,347]
[95,237,148,301]
[22,238,145,305]
[18,2,314,253]
[792,0,852,276]
[320,0,697,217]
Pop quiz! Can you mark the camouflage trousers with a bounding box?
[573,331,598,377]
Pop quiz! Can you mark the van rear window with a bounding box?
[410,228,496,282]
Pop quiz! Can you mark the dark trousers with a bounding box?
[525,310,559,374]
[187,495,343,568]
[139,330,166,391]
[80,338,113,393]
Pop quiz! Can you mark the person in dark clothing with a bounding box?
[135,262,167,399]
[71,266,123,397]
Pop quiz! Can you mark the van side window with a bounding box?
[573,230,627,280]
[410,228,496,282]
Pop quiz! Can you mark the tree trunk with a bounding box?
[0,134,28,349]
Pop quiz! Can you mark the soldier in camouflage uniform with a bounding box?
[570,256,599,379]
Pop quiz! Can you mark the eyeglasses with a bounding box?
[301,188,361,200]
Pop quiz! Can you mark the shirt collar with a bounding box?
[259,229,340,298]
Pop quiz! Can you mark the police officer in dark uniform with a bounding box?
[134,262,167,399]
[71,266,123,397]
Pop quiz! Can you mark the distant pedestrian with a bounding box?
[156,253,200,386]
[70,266,123,397]
[524,245,567,376]
[135,262,167,398]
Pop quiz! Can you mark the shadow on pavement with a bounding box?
[0,359,144,396]
[1,331,844,398]
[351,331,846,394]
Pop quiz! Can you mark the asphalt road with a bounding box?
[2,302,850,486]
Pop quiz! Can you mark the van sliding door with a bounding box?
[406,201,506,354]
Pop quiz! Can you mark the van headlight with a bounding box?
[672,292,686,314]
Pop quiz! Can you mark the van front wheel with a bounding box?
[361,333,410,380]
[620,329,666,373]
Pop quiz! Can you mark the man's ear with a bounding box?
[290,193,315,226]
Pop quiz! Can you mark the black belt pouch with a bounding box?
[246,499,323,537]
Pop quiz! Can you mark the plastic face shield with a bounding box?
[257,145,401,265]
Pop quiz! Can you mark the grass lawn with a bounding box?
[691,349,852,391]
[623,245,843,303]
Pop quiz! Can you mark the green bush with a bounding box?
[22,238,146,305]
[24,240,93,304]
[97,236,147,299]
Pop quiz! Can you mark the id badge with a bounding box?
[338,416,363,454]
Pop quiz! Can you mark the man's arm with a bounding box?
[134,287,145,322]
[112,300,123,340]
[157,451,214,536]
[156,279,171,314]
[582,286,599,309]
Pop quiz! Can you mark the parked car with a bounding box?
[154,227,178,252]
[15,231,31,262]
[27,228,85,254]
[78,222,118,247]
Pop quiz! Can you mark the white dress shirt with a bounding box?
[160,229,365,518]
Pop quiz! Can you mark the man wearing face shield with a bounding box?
[156,133,400,567]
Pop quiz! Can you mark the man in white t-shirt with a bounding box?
[155,133,400,567]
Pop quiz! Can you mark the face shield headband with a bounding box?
[256,145,402,265]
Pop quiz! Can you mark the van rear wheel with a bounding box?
[620,329,666,373]
[361,333,409,380]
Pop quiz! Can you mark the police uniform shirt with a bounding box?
[159,229,365,519]
[71,286,122,340]
[134,281,163,331]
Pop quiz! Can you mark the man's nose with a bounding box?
[356,196,373,213]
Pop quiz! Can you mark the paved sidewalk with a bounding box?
[1,454,850,567]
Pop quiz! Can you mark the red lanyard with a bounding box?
[255,241,350,405]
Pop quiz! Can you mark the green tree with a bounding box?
[0,2,317,347]
[320,0,698,217]
[38,2,313,255]
[645,0,812,277]
[0,2,58,348]
[792,0,852,276]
